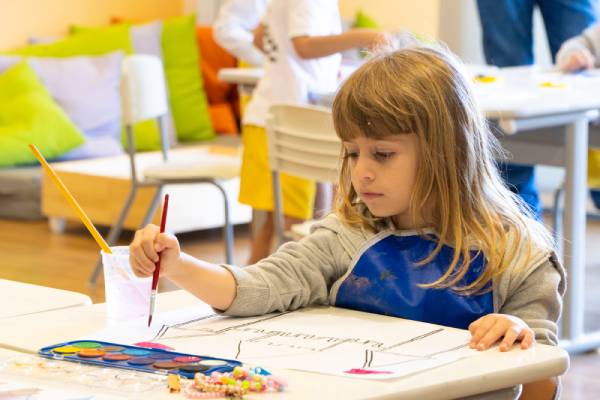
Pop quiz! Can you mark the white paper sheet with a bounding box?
[88,306,480,380]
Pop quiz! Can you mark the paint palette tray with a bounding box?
[39,340,242,379]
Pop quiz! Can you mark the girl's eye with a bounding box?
[374,152,394,161]
[344,151,359,159]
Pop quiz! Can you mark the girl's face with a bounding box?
[343,134,421,229]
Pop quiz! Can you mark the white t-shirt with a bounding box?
[213,0,268,66]
[243,0,342,127]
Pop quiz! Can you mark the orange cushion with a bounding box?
[195,26,239,134]
[196,26,237,104]
[209,103,238,135]
[110,19,240,134]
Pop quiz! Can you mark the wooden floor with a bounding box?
[0,216,599,399]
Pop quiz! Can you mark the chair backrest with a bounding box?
[266,104,341,183]
[120,55,170,181]
[266,104,341,244]
[121,55,169,125]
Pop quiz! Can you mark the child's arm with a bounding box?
[253,23,266,53]
[557,47,595,72]
[292,29,390,59]
[130,216,350,316]
[556,23,600,71]
[130,225,236,310]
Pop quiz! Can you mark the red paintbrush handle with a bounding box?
[151,194,169,291]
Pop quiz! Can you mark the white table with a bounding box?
[218,65,600,354]
[0,289,568,400]
[471,66,600,354]
[0,278,91,319]
[218,67,263,97]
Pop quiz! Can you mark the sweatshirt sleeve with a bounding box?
[499,255,565,346]
[556,23,600,69]
[213,0,267,66]
[219,221,353,316]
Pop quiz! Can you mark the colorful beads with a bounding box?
[183,366,286,398]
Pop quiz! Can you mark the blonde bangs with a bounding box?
[333,55,416,143]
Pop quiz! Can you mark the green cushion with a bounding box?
[72,15,215,143]
[6,25,161,151]
[162,15,214,142]
[0,62,85,167]
[354,10,379,29]
[7,25,134,57]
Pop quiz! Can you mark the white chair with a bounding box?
[90,55,238,284]
[266,104,342,246]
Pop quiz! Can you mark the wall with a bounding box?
[1,0,183,50]
[184,0,441,35]
[2,0,575,63]
[339,0,441,39]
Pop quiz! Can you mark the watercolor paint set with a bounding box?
[39,340,242,379]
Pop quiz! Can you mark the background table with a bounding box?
[0,278,91,319]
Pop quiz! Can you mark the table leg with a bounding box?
[560,117,597,353]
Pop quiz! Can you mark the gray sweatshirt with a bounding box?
[557,23,600,68]
[222,214,565,346]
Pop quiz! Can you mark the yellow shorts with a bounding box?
[239,125,315,220]
[589,149,600,189]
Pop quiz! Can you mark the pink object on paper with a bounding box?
[134,342,174,351]
[344,368,392,375]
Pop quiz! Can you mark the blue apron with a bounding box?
[331,233,493,330]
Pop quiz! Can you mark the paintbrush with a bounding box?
[148,193,169,327]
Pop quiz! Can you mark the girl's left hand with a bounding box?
[468,313,535,352]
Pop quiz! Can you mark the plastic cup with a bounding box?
[101,246,151,322]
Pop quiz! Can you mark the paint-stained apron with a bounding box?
[330,233,493,330]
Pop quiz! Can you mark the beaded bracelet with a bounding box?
[184,366,286,399]
[183,387,229,399]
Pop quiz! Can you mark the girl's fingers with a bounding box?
[469,317,494,347]
[130,249,154,276]
[140,229,160,263]
[519,328,536,349]
[129,227,160,273]
[476,321,505,350]
[499,326,521,352]
[468,318,481,335]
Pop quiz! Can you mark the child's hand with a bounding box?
[348,29,394,51]
[559,48,595,72]
[468,313,535,352]
[129,224,181,279]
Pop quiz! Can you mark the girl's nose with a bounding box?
[354,157,375,181]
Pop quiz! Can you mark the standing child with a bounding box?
[130,47,564,399]
[240,0,389,263]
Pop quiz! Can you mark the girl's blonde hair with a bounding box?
[332,46,553,293]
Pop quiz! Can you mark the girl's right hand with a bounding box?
[129,224,181,279]
[559,48,595,72]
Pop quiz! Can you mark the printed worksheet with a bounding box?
[90,306,480,380]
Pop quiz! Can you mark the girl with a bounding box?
[130,46,564,399]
